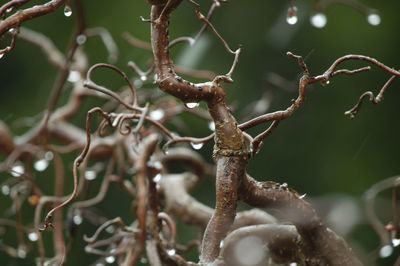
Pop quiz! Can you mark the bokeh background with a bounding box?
[0,0,400,265]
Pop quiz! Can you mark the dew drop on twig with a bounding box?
[11,164,25,177]
[367,13,381,26]
[167,249,176,256]
[310,13,327,28]
[208,121,215,131]
[44,151,54,161]
[17,248,27,259]
[149,109,165,121]
[153,174,162,183]
[76,34,87,45]
[64,6,72,17]
[379,245,393,258]
[34,159,49,172]
[190,142,204,150]
[184,102,200,109]
[105,256,115,264]
[85,170,97,181]
[73,215,83,225]
[28,232,38,242]
[2,185,10,195]
[286,6,298,25]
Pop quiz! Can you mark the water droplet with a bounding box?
[286,6,298,25]
[11,165,25,177]
[153,161,163,170]
[167,249,176,256]
[140,75,147,82]
[299,193,306,199]
[76,34,87,45]
[190,142,204,150]
[0,53,4,59]
[379,244,393,258]
[105,256,115,264]
[153,174,162,183]
[367,13,381,26]
[393,238,400,247]
[73,215,83,225]
[34,159,49,172]
[28,232,38,242]
[85,170,97,181]
[8,28,17,34]
[320,79,330,86]
[17,247,27,258]
[140,257,148,264]
[67,71,80,83]
[153,74,158,81]
[289,263,298,266]
[149,109,165,121]
[184,102,199,109]
[134,79,143,89]
[310,13,327,28]
[2,185,10,195]
[286,16,298,25]
[219,240,224,248]
[6,7,13,13]
[64,6,72,17]
[208,121,215,131]
[105,225,115,233]
[44,151,54,161]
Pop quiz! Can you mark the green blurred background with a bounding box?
[0,0,399,265]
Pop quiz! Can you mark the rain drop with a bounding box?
[153,174,162,183]
[149,109,165,121]
[44,151,54,161]
[140,75,147,82]
[310,13,327,28]
[190,142,204,150]
[367,13,381,26]
[8,28,18,34]
[320,79,330,86]
[105,256,115,264]
[299,193,306,199]
[0,53,4,59]
[208,121,215,131]
[64,6,72,17]
[11,165,25,177]
[140,257,148,264]
[184,102,199,109]
[133,79,143,89]
[28,232,38,242]
[76,34,87,45]
[286,6,298,25]
[73,215,83,225]
[17,248,27,258]
[34,159,49,172]
[68,71,80,83]
[105,225,115,233]
[2,185,10,195]
[85,170,97,181]
[167,249,176,256]
[379,245,393,258]
[393,238,400,247]
[6,7,13,13]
